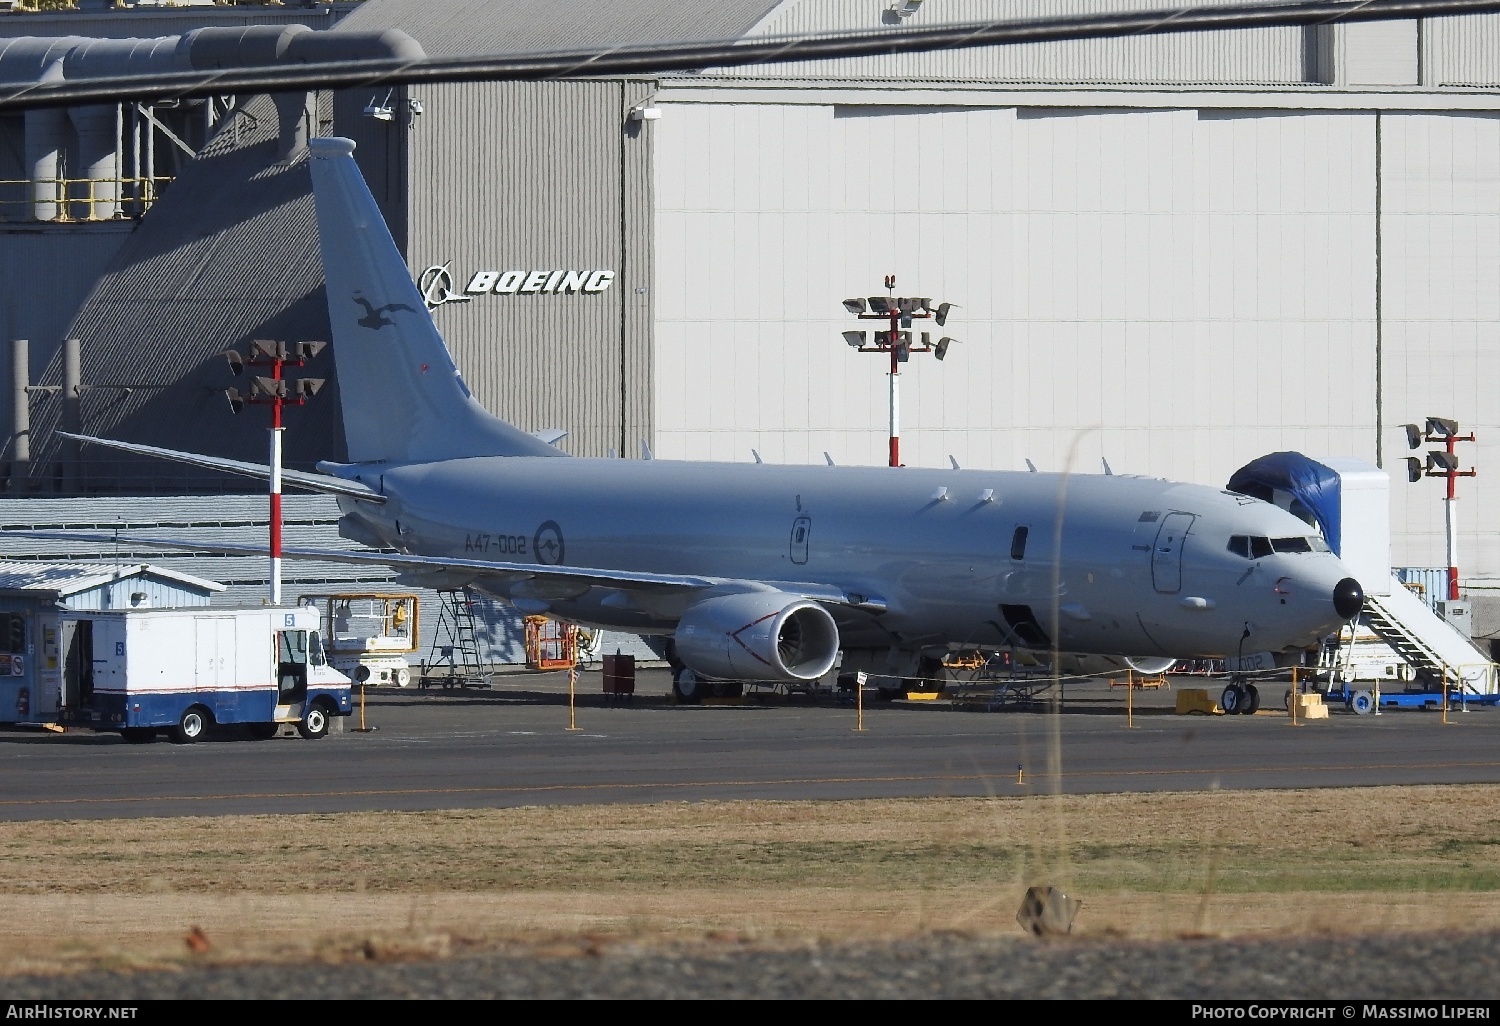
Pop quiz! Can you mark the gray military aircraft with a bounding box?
[52,137,1364,707]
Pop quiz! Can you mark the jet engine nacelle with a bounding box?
[1125,656,1177,675]
[674,591,840,682]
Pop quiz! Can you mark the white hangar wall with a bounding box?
[652,97,1500,582]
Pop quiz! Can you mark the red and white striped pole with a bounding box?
[1445,430,1460,602]
[888,301,900,468]
[269,356,284,606]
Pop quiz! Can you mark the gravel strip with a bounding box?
[4,931,1499,1000]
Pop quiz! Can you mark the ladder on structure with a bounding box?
[1362,576,1495,695]
[420,589,488,688]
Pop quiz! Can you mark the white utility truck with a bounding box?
[58,606,352,743]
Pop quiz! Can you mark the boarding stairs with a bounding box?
[420,589,488,688]
[1360,575,1495,696]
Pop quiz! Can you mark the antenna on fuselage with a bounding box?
[1025,459,1037,473]
[1102,458,1113,476]
[752,449,763,464]
[824,452,835,466]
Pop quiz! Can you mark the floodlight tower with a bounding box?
[1402,417,1477,602]
[841,276,958,467]
[222,339,326,605]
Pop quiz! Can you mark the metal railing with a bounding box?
[0,176,174,222]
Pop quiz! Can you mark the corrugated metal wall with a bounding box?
[736,0,1310,85]
[0,225,132,449]
[388,79,655,458]
[20,94,342,493]
[1429,14,1500,86]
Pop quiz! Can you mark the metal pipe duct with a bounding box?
[0,26,423,220]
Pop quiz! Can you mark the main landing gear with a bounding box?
[1219,679,1261,715]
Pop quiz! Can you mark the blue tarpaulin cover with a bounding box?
[1226,452,1343,555]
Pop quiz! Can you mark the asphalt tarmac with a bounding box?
[1,668,1497,822]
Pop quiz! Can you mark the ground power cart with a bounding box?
[60,606,353,743]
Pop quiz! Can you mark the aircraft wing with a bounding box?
[57,433,385,504]
[3,529,876,609]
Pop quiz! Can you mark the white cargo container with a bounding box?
[60,605,352,744]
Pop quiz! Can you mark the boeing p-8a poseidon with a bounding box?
[58,137,1365,702]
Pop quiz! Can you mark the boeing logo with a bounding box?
[418,265,617,307]
[418,263,472,309]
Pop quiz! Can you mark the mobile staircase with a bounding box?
[419,589,488,688]
[1329,574,1498,710]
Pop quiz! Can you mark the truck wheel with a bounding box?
[393,666,412,688]
[171,707,210,745]
[1350,690,1375,716]
[121,728,155,745]
[297,701,332,739]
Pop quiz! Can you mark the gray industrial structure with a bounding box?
[0,0,1498,651]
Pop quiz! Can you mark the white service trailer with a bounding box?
[60,606,352,743]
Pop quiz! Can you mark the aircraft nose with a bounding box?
[1333,577,1364,620]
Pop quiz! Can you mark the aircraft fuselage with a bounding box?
[345,457,1360,661]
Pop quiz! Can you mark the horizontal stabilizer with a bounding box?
[59,432,385,503]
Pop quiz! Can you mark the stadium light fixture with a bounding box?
[221,338,327,605]
[1403,414,1477,601]
[839,275,960,466]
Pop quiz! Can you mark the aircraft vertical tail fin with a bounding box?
[307,137,562,463]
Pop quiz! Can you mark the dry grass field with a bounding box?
[3,784,1500,975]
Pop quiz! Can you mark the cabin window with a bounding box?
[1010,526,1029,562]
[0,613,24,653]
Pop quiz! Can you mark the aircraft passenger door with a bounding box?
[789,515,811,565]
[1151,512,1196,594]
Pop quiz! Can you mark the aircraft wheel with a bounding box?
[170,706,210,744]
[1241,684,1261,715]
[1220,684,1244,715]
[1350,689,1375,716]
[672,667,703,705]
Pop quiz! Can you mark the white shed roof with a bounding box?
[0,562,225,598]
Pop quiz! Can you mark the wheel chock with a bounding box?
[1175,688,1223,715]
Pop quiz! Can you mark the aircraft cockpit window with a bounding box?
[1271,537,1312,553]
[1309,536,1331,552]
[1250,537,1274,559]
[1227,536,1250,558]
